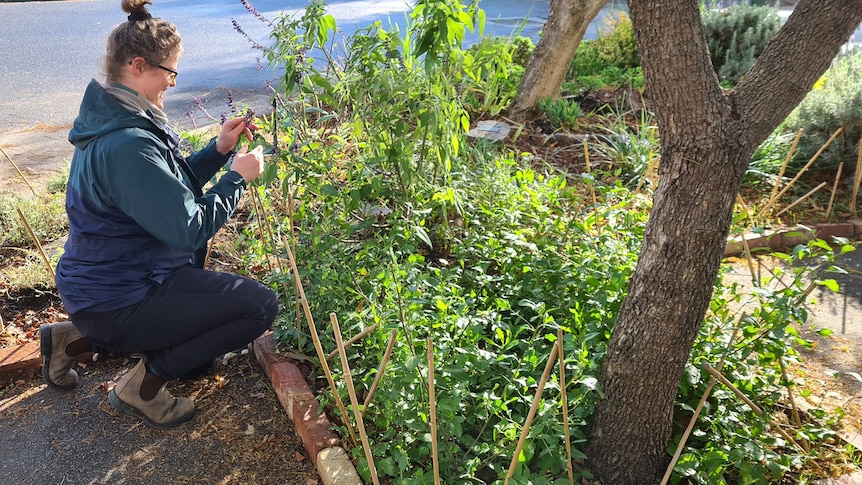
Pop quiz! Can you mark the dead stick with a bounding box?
[1,145,37,196]
[827,162,843,221]
[505,341,560,483]
[775,181,827,217]
[16,208,55,280]
[851,132,862,216]
[558,329,574,485]
[327,323,380,360]
[704,364,805,451]
[428,337,441,485]
[362,330,398,417]
[331,313,380,485]
[661,324,742,485]
[281,238,358,446]
[758,127,842,218]
[768,128,802,204]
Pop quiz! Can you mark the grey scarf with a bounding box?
[103,81,169,126]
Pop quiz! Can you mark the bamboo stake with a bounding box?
[661,323,742,485]
[558,329,574,485]
[827,162,844,221]
[778,358,808,452]
[736,193,750,220]
[428,337,441,485]
[851,132,862,216]
[757,127,843,218]
[768,128,802,204]
[288,192,302,347]
[505,341,560,484]
[331,313,380,485]
[774,181,827,217]
[1,145,37,196]
[362,330,398,417]
[281,237,358,446]
[16,208,55,280]
[326,323,380,360]
[583,139,597,206]
[704,364,805,451]
[742,235,757,284]
[248,188,273,273]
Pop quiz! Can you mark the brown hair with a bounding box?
[104,0,183,82]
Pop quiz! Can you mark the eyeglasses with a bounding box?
[154,64,178,83]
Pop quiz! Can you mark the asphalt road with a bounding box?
[1,0,857,132]
[0,0,558,132]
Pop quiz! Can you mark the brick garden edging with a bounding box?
[252,333,362,485]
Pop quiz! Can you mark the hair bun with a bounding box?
[128,11,152,22]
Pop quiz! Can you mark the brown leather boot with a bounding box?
[40,321,89,391]
[108,357,195,429]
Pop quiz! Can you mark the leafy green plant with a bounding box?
[566,12,642,94]
[462,36,533,117]
[538,96,582,131]
[596,109,660,190]
[232,0,859,482]
[0,192,67,248]
[784,49,862,174]
[701,4,781,86]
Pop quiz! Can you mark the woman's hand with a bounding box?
[230,145,266,183]
[215,117,255,155]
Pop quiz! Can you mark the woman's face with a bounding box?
[126,54,179,110]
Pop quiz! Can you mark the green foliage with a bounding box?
[538,97,582,132]
[566,12,642,94]
[235,0,857,481]
[462,36,533,116]
[784,49,862,174]
[744,126,794,189]
[0,192,67,248]
[596,110,660,190]
[701,5,781,86]
[676,238,856,484]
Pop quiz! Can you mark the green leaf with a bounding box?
[816,278,840,292]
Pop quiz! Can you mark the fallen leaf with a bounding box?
[243,424,254,435]
[250,392,266,399]
[293,452,305,462]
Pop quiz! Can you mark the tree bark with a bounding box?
[508,0,608,118]
[584,1,862,483]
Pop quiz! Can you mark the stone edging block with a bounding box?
[252,333,362,485]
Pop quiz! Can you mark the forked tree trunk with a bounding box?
[508,0,608,118]
[584,1,862,483]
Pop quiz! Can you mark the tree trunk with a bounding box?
[584,1,862,483]
[508,0,608,118]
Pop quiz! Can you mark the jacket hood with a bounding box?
[68,79,158,150]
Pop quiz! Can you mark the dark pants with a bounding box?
[71,268,277,380]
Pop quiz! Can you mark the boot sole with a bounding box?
[108,389,195,430]
[40,325,77,392]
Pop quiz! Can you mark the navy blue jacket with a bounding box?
[56,79,247,314]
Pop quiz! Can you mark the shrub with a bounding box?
[566,12,642,94]
[784,49,862,174]
[701,4,781,86]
